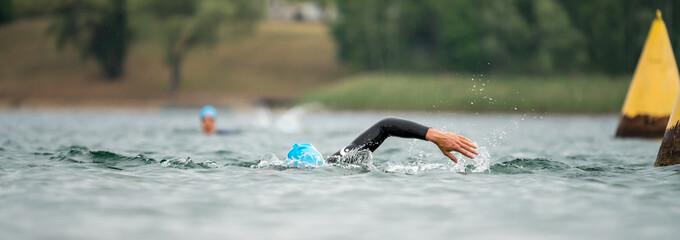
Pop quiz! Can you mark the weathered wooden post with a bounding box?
[656,102,680,166]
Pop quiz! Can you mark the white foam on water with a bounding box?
[385,143,490,174]
[384,161,445,175]
[160,157,193,168]
[255,153,285,168]
[202,160,220,168]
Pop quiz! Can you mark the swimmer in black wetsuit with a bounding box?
[329,117,477,163]
[287,118,478,166]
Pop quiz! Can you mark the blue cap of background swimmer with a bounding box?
[200,105,217,120]
[286,143,324,167]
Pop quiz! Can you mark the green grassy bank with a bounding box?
[303,74,630,113]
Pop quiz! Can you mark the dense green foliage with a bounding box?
[333,0,679,75]
[0,0,12,24]
[47,0,131,80]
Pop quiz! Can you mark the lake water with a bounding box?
[1,108,679,240]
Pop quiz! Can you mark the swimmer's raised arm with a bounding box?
[329,117,478,163]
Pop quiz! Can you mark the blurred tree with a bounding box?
[527,0,585,73]
[144,0,261,92]
[48,0,131,80]
[0,0,13,24]
[333,0,680,75]
[560,0,678,74]
[429,0,538,72]
[334,0,445,71]
[12,0,55,17]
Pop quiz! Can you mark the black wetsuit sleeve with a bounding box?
[330,118,430,159]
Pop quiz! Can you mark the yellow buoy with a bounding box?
[616,10,680,138]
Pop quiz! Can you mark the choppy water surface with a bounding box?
[1,109,679,240]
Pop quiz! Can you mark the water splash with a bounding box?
[158,157,219,169]
[252,105,307,133]
[383,144,490,174]
[255,153,286,168]
[254,107,272,128]
[469,74,496,107]
[449,145,490,173]
[275,106,305,133]
[384,161,447,175]
[332,149,374,165]
[255,152,329,170]
[407,139,428,162]
[200,160,220,168]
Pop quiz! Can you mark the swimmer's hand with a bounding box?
[425,128,478,163]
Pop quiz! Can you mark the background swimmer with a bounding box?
[199,105,230,135]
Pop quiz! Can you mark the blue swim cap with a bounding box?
[286,143,324,167]
[200,105,217,120]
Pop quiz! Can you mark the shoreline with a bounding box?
[0,96,622,115]
[0,96,284,111]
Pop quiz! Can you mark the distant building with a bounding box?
[266,0,336,22]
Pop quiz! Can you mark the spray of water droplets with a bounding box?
[469,74,497,108]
